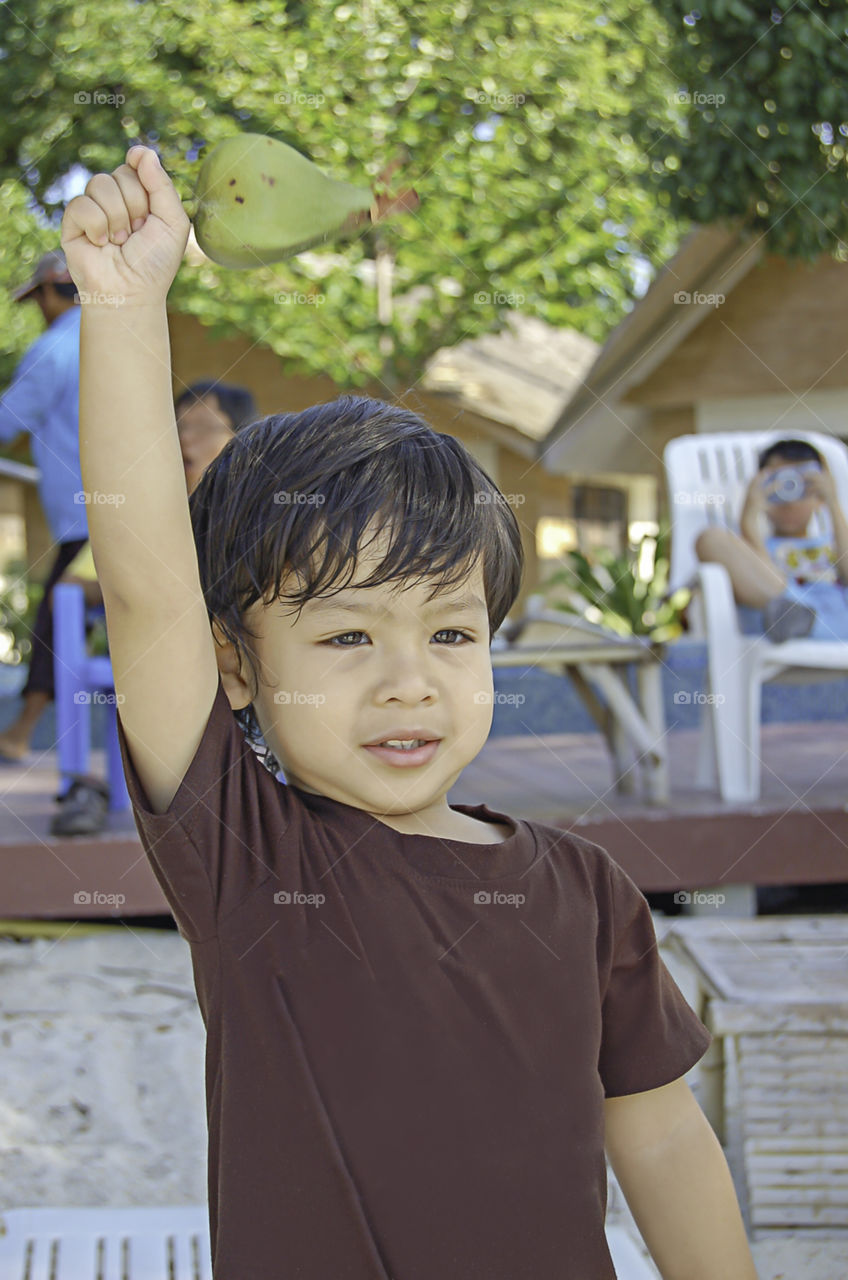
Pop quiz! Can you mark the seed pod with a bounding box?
[193,132,418,267]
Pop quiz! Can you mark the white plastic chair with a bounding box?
[664,429,848,802]
[0,1204,659,1279]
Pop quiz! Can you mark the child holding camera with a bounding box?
[696,438,848,642]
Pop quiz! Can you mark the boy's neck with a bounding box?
[770,524,811,538]
[372,808,512,844]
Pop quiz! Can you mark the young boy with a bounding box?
[61,146,757,1279]
[696,437,848,643]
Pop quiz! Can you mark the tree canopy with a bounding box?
[641,0,848,258]
[4,1,844,393]
[0,0,684,389]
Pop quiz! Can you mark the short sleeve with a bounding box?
[597,858,711,1098]
[116,669,292,942]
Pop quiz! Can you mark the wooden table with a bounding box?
[665,916,848,1238]
[491,608,670,804]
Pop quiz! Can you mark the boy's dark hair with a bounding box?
[189,395,525,774]
[758,438,823,470]
[175,380,259,432]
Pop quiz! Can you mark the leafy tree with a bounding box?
[0,178,58,390]
[0,557,41,665]
[641,0,848,258]
[0,0,685,389]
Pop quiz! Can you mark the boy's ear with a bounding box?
[210,619,254,711]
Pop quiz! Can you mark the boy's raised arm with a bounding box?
[61,146,220,814]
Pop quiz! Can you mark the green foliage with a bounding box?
[641,0,848,258]
[0,181,58,387]
[0,0,686,388]
[539,521,691,641]
[0,559,42,666]
[0,562,108,664]
[86,612,109,657]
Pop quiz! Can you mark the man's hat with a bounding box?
[12,249,74,302]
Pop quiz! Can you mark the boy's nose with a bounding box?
[376,651,439,700]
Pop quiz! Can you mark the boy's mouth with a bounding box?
[362,734,442,767]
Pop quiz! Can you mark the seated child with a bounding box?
[696,437,848,643]
[59,145,758,1278]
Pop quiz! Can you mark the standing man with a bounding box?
[0,249,87,761]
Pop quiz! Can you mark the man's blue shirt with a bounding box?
[0,306,87,543]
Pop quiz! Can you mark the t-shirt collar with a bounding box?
[286,783,539,882]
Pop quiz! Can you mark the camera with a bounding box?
[763,461,820,504]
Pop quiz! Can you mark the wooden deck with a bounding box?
[0,718,846,917]
[454,719,848,895]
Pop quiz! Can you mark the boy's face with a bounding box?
[226,526,497,835]
[761,455,823,536]
[176,393,235,493]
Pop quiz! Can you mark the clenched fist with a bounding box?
[61,145,190,307]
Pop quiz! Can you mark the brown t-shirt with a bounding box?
[117,673,711,1279]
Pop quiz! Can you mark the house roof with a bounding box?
[420,311,599,444]
[538,223,764,475]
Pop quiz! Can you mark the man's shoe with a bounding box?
[762,594,816,643]
[50,775,110,836]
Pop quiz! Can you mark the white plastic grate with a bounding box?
[0,1206,658,1279]
[0,1206,212,1280]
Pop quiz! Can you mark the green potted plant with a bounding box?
[539,520,690,643]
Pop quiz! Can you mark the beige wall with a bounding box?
[648,407,697,472]
[22,485,52,582]
[0,434,53,581]
[168,309,338,413]
[628,254,848,408]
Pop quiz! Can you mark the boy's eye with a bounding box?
[433,629,473,644]
[324,629,474,647]
[326,631,367,647]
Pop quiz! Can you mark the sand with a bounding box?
[0,927,206,1207]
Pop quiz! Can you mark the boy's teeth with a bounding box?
[381,739,424,749]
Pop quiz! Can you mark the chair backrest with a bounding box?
[664,429,848,593]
